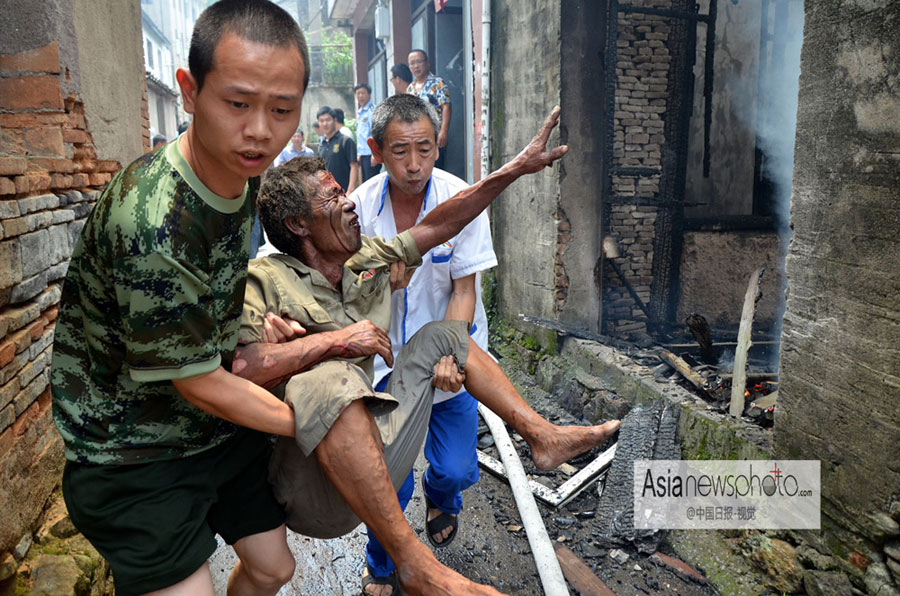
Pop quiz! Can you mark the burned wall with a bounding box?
[677,231,782,329]
[604,0,694,336]
[0,0,144,565]
[777,0,900,576]
[683,0,759,217]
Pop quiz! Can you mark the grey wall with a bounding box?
[776,0,900,551]
[73,0,145,164]
[490,0,562,330]
[557,1,607,332]
[677,230,783,329]
[684,0,759,217]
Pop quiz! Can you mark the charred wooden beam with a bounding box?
[658,349,709,396]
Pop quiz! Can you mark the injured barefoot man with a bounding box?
[231,107,621,596]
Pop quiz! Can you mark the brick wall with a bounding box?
[0,40,132,558]
[604,2,680,336]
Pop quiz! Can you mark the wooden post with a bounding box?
[554,543,618,596]
[730,267,764,417]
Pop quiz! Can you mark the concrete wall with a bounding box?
[677,230,783,329]
[73,0,145,164]
[556,2,607,331]
[777,0,900,570]
[489,0,562,330]
[684,0,759,217]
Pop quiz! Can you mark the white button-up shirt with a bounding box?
[352,168,497,403]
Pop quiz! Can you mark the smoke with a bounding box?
[728,0,805,233]
[725,1,805,361]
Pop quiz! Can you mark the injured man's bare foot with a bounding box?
[528,419,621,471]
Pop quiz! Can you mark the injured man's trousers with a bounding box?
[268,320,470,538]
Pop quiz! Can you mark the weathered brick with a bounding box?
[0,178,15,197]
[89,172,111,187]
[62,129,89,145]
[25,174,51,193]
[48,224,70,263]
[13,176,29,194]
[18,351,48,390]
[96,160,121,173]
[10,270,50,304]
[0,75,63,110]
[67,220,85,248]
[23,127,65,156]
[0,41,60,74]
[46,262,68,282]
[0,404,13,434]
[72,145,96,162]
[73,159,97,174]
[0,112,68,129]
[17,193,56,215]
[7,324,33,354]
[13,370,49,416]
[0,238,23,290]
[71,173,89,188]
[36,285,61,312]
[0,157,27,177]
[0,376,17,411]
[67,111,86,130]
[0,341,14,369]
[50,174,73,189]
[28,157,74,174]
[29,329,54,360]
[48,208,74,225]
[0,348,30,385]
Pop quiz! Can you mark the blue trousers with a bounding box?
[365,380,480,577]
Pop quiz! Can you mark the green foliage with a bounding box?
[322,30,353,84]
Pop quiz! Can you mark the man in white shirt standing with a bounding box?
[352,94,494,594]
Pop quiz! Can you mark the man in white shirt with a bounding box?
[352,93,493,593]
[274,128,314,166]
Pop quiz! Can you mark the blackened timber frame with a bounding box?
[602,0,718,333]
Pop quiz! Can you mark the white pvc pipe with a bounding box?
[478,403,570,596]
[480,0,491,180]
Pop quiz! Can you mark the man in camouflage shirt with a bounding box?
[231,111,620,595]
[50,2,309,594]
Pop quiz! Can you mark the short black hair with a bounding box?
[390,63,413,84]
[334,108,345,124]
[176,121,190,134]
[370,94,439,148]
[316,106,335,119]
[189,0,310,92]
[152,134,166,146]
[354,83,372,94]
[409,49,429,63]
[258,156,328,256]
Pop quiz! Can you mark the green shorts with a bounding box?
[62,429,285,596]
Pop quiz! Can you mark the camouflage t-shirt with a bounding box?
[51,141,258,465]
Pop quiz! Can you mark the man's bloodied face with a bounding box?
[304,170,362,257]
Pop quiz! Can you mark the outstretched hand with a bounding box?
[511,106,569,175]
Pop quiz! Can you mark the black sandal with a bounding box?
[423,489,459,549]
[361,563,400,596]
